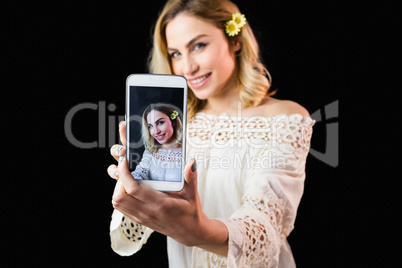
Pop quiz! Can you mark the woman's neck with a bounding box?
[160,143,180,150]
[201,70,242,115]
[203,94,242,115]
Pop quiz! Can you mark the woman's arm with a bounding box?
[108,122,230,256]
[195,218,229,256]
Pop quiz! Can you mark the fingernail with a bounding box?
[191,158,197,172]
[119,121,125,128]
[118,156,125,165]
[114,170,119,179]
[116,145,123,155]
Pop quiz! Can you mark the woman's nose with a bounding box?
[183,56,199,76]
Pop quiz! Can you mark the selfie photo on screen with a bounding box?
[130,103,183,182]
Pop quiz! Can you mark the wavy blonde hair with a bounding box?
[148,0,275,119]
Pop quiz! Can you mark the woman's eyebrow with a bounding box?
[167,34,208,51]
[148,117,164,125]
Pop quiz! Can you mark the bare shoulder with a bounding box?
[254,97,310,118]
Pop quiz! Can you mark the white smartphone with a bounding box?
[125,74,187,192]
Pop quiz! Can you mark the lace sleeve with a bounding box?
[110,209,154,256]
[218,187,287,267]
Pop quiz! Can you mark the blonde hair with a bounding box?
[148,0,275,119]
[141,103,183,154]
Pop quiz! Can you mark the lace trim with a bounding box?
[209,253,227,267]
[242,190,293,239]
[132,164,148,179]
[196,191,289,267]
[120,216,147,242]
[188,113,314,153]
[152,149,182,162]
[233,191,290,267]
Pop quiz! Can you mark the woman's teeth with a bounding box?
[191,74,209,84]
[156,134,165,140]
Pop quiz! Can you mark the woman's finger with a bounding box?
[119,121,127,147]
[182,158,198,199]
[110,144,126,162]
[107,164,119,180]
[117,154,165,204]
[109,121,127,162]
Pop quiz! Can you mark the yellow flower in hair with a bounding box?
[226,20,240,36]
[170,110,178,120]
[232,13,246,28]
[225,13,246,37]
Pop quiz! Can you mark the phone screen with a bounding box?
[127,85,185,183]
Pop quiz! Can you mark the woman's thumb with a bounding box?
[184,158,197,185]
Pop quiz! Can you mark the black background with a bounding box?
[9,0,398,267]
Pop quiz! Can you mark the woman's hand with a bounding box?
[107,122,228,254]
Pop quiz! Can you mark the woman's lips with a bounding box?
[155,133,166,141]
[188,73,211,89]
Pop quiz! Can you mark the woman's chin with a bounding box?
[189,86,212,100]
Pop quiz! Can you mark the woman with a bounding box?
[107,0,315,267]
[129,103,183,182]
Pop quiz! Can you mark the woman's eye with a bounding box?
[193,43,207,51]
[170,51,181,59]
[158,121,165,125]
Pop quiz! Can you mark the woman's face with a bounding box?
[165,13,240,100]
[147,110,175,147]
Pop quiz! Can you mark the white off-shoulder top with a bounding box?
[131,148,182,182]
[110,113,315,268]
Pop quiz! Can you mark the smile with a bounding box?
[155,133,166,141]
[189,73,211,88]
[190,74,210,84]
